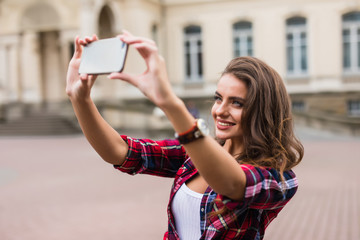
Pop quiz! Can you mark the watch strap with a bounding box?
[175,119,204,144]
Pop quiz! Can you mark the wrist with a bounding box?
[175,119,210,144]
[69,95,93,106]
[157,93,183,113]
[158,96,196,135]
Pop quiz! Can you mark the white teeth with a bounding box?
[218,121,232,126]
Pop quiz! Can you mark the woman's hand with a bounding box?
[65,34,128,166]
[66,35,99,102]
[108,31,177,109]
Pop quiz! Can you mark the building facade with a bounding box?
[0,0,359,135]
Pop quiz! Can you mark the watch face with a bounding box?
[197,119,209,136]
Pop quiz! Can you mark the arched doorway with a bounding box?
[92,5,117,100]
[98,5,115,39]
[20,2,62,106]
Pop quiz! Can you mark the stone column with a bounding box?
[41,31,63,102]
[59,31,73,101]
[8,43,20,101]
[0,44,6,103]
[80,0,97,36]
[0,34,22,103]
[21,31,42,103]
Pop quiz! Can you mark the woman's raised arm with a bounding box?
[66,35,128,165]
[110,31,247,201]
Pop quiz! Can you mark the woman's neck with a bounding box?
[223,139,243,157]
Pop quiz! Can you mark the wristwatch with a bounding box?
[175,119,209,144]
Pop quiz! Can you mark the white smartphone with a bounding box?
[78,37,128,75]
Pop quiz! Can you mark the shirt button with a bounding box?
[201,208,205,212]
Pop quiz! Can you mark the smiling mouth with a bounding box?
[218,121,234,126]
[216,120,236,129]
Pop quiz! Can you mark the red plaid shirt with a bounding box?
[114,135,298,240]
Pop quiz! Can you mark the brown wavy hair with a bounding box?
[211,56,304,218]
[224,56,303,170]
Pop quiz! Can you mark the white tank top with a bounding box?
[171,183,203,240]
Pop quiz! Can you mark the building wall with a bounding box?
[0,0,359,134]
[162,0,360,135]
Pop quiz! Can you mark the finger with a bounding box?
[73,36,82,59]
[79,35,97,46]
[108,72,131,81]
[121,35,156,46]
[92,34,99,41]
[78,39,87,46]
[80,73,88,80]
[118,30,132,42]
[108,72,139,87]
[133,42,157,51]
[88,74,98,87]
[132,42,158,59]
[122,29,134,37]
[122,29,133,36]
[84,36,93,44]
[89,74,98,79]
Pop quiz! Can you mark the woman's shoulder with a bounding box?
[240,164,297,183]
[120,134,179,146]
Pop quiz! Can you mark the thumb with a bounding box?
[108,72,139,87]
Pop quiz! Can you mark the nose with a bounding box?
[215,101,229,117]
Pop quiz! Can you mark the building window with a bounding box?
[292,100,306,112]
[342,12,360,74]
[233,21,253,57]
[348,100,360,117]
[184,25,202,82]
[286,17,308,77]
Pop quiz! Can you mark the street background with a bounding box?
[1,0,360,239]
[0,126,359,240]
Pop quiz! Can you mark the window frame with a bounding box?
[348,100,360,117]
[233,21,253,57]
[184,26,203,82]
[286,17,308,78]
[342,12,360,75]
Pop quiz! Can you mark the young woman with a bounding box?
[66,31,303,240]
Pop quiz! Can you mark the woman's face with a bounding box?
[211,73,248,144]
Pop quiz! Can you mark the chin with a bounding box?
[215,133,229,141]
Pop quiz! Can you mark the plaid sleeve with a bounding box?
[218,164,298,211]
[113,135,187,178]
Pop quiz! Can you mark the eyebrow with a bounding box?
[215,91,246,102]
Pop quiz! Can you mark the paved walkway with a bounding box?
[266,127,360,240]
[0,127,359,240]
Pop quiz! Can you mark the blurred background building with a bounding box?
[0,0,359,136]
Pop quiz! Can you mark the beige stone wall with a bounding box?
[0,0,359,131]
[0,0,80,104]
[163,0,360,93]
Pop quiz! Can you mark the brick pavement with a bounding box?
[0,128,359,240]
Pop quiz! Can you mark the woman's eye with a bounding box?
[233,101,244,107]
[213,95,222,102]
